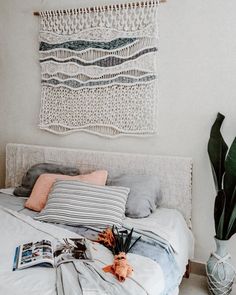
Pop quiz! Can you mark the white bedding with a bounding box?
[123,208,194,276]
[0,199,194,295]
[1,144,194,295]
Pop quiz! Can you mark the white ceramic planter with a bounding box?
[206,237,235,295]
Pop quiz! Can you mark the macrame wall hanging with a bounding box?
[38,1,159,137]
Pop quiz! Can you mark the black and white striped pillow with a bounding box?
[35,180,130,227]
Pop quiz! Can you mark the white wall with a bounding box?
[0,0,236,267]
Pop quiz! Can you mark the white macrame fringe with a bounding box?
[39,1,160,17]
[39,125,156,138]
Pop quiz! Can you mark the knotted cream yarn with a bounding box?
[38,3,159,137]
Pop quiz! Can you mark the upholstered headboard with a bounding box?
[5,143,193,227]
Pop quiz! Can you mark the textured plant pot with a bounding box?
[206,237,235,295]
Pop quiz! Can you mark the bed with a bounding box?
[0,143,194,295]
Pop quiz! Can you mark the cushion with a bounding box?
[13,163,80,197]
[108,174,162,218]
[25,170,108,212]
[34,180,129,227]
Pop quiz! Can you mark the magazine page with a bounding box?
[53,238,92,266]
[13,240,54,270]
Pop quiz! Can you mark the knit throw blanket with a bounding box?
[38,3,159,137]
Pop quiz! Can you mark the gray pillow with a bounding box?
[13,163,80,197]
[108,174,162,218]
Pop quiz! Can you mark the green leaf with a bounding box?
[224,138,236,203]
[214,190,226,236]
[208,113,228,191]
[225,138,236,174]
[216,191,226,239]
[223,138,236,235]
[226,213,236,240]
[225,186,236,239]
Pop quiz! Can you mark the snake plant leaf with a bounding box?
[208,113,228,191]
[215,190,226,239]
[225,186,236,239]
[214,189,225,237]
[225,137,236,173]
[224,138,236,205]
[227,214,236,240]
[223,137,236,235]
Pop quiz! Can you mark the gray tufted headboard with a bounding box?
[5,143,193,227]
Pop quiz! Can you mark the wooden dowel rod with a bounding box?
[33,0,166,16]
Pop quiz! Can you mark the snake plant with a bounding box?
[208,113,236,240]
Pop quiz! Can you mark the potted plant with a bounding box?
[207,112,236,294]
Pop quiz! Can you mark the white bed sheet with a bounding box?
[0,193,194,294]
[0,206,174,295]
[123,207,194,277]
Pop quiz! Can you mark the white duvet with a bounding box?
[0,206,193,295]
[123,207,194,276]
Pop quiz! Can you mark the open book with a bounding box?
[13,238,91,271]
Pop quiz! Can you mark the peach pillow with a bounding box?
[25,170,108,212]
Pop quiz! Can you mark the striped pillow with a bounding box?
[34,180,130,227]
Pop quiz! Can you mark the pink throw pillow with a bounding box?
[25,170,108,212]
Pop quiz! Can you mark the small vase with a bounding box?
[206,237,235,295]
